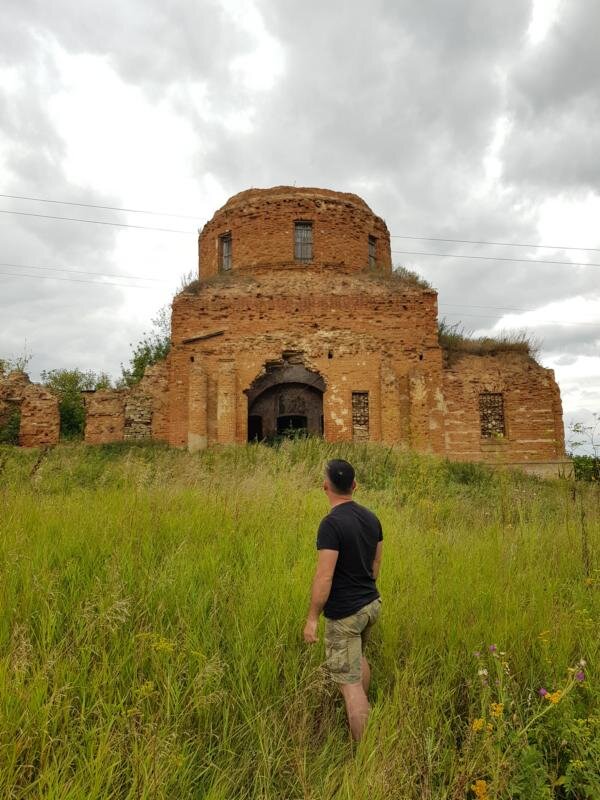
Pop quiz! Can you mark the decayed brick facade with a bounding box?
[0,371,60,447]
[3,186,568,474]
[83,361,169,445]
[162,186,567,474]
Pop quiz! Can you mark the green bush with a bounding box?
[572,455,600,482]
[41,368,111,439]
[0,408,20,444]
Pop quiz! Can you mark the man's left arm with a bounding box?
[303,548,338,643]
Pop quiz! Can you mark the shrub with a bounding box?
[41,369,111,439]
[0,408,20,444]
[439,320,540,360]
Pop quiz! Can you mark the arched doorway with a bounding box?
[245,359,325,441]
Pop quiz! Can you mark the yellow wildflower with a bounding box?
[471,718,486,732]
[546,690,562,704]
[151,636,175,653]
[490,702,504,718]
[471,779,488,799]
[486,722,493,733]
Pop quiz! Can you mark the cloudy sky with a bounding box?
[0,0,598,448]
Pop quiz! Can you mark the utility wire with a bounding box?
[390,234,600,253]
[438,308,599,327]
[0,208,194,234]
[441,300,600,316]
[0,271,156,289]
[0,261,169,282]
[0,192,200,220]
[3,190,600,253]
[392,249,600,269]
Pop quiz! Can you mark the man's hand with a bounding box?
[303,617,318,643]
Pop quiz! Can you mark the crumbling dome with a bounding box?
[198,186,392,277]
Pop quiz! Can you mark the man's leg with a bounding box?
[361,656,370,695]
[340,681,370,742]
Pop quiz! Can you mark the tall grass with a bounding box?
[0,441,598,799]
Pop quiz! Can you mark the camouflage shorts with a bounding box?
[324,597,382,685]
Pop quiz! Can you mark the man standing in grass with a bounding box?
[303,459,383,742]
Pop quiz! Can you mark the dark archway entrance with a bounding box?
[246,357,325,441]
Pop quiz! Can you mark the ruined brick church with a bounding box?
[1,187,569,475]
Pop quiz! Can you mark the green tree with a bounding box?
[568,414,600,481]
[120,306,171,388]
[41,369,112,439]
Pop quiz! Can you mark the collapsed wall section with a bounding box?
[0,371,60,447]
[442,351,567,467]
[83,360,169,445]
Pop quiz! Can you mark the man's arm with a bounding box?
[372,540,383,580]
[303,548,338,643]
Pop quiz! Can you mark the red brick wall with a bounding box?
[169,267,442,450]
[19,386,59,447]
[84,361,170,445]
[442,352,566,462]
[198,186,392,279]
[0,372,59,447]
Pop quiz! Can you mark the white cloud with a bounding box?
[527,0,562,45]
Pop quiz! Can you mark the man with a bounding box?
[303,459,383,742]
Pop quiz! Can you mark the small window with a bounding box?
[219,233,232,271]
[352,392,369,442]
[368,235,377,269]
[479,392,505,438]
[294,221,313,262]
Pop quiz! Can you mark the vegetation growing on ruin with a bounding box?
[0,408,20,444]
[438,320,540,360]
[0,441,598,799]
[120,306,171,387]
[390,264,433,289]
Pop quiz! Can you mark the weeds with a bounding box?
[0,441,598,798]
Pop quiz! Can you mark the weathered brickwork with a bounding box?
[0,371,59,447]
[20,386,60,447]
[199,187,392,278]
[83,361,169,445]
[5,186,568,475]
[168,268,443,453]
[84,390,126,444]
[441,352,566,465]
[168,186,567,474]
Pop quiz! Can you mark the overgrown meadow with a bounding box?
[0,441,598,799]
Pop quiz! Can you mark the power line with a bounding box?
[0,271,156,289]
[0,192,200,220]
[392,249,600,269]
[0,208,194,234]
[438,308,599,327]
[391,234,600,253]
[4,190,600,253]
[441,300,600,318]
[0,262,169,282]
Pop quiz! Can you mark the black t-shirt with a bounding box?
[316,500,383,620]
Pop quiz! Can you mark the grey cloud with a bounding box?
[1,0,599,400]
[503,0,600,191]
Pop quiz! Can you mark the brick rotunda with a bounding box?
[3,186,570,476]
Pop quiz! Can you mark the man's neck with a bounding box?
[329,494,354,509]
